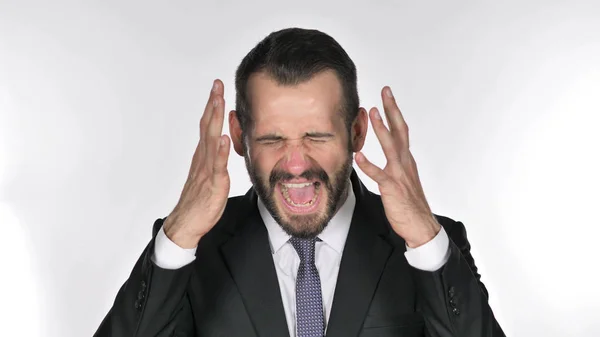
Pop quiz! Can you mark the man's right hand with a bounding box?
[163,79,231,249]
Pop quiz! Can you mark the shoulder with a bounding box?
[434,214,465,235]
[361,189,469,243]
[215,195,251,230]
[433,214,470,250]
[152,194,251,238]
[363,189,467,232]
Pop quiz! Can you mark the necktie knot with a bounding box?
[289,237,317,264]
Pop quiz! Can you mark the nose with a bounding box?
[280,143,311,177]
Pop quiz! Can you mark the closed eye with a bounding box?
[308,137,328,143]
[254,132,334,145]
[255,135,284,145]
[305,132,334,143]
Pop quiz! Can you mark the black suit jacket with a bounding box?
[94,170,505,337]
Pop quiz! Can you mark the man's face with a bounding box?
[243,71,353,238]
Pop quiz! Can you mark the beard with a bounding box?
[245,150,353,239]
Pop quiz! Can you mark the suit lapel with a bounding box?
[325,171,394,337]
[220,189,290,337]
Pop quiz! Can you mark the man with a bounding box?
[94,28,505,337]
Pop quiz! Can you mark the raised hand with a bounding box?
[355,87,441,248]
[163,79,231,248]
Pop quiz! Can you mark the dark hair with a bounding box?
[234,27,359,142]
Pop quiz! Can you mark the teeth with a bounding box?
[281,183,320,207]
[282,182,313,188]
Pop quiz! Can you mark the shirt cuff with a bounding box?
[404,226,450,272]
[151,225,197,270]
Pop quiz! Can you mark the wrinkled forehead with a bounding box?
[246,70,345,135]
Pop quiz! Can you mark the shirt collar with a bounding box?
[258,180,356,255]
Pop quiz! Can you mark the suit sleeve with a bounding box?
[93,218,196,337]
[412,219,506,337]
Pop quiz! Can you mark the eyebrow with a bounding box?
[254,132,335,142]
[255,134,284,142]
[305,132,334,138]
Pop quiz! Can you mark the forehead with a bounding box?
[247,70,344,135]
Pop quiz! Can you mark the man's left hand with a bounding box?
[355,86,441,248]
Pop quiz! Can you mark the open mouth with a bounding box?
[277,181,322,213]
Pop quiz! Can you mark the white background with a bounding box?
[1,1,599,336]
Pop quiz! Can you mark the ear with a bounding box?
[350,107,369,152]
[229,110,245,156]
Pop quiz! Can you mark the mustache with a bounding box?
[269,168,330,189]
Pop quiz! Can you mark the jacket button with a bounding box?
[141,281,147,290]
[138,291,145,300]
[448,286,455,297]
[452,307,460,316]
[449,298,457,307]
[135,300,142,310]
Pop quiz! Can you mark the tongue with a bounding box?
[286,184,316,204]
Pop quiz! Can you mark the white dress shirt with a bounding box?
[151,182,451,337]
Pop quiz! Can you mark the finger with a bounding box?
[200,79,224,140]
[205,94,226,169]
[354,152,390,186]
[369,107,401,163]
[381,86,409,149]
[213,135,231,176]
